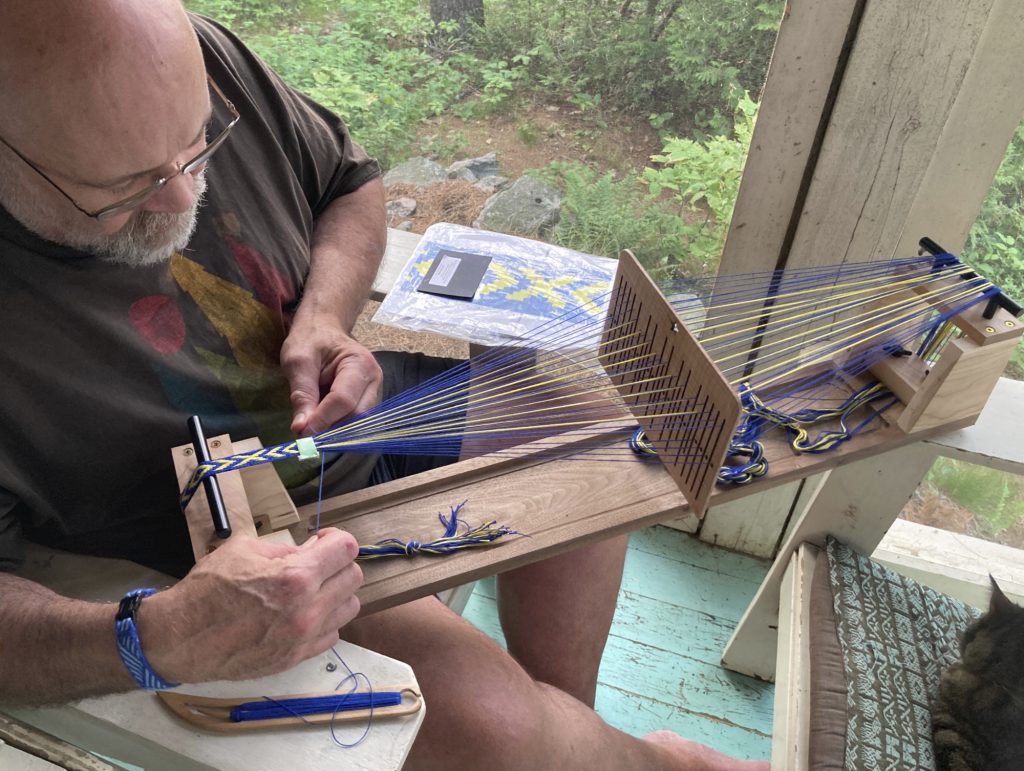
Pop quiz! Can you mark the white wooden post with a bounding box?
[721,442,937,679]
[697,0,1024,599]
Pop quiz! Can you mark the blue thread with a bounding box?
[229,692,402,722]
[314,451,326,535]
[328,647,376,748]
[178,251,999,509]
[237,648,384,747]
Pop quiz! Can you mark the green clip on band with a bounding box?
[296,436,319,460]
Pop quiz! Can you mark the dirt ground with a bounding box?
[414,100,663,179]
[901,485,1024,551]
[353,299,469,360]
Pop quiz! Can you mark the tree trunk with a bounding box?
[430,0,484,38]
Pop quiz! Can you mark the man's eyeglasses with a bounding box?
[0,76,240,221]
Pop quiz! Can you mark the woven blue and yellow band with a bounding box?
[114,588,179,691]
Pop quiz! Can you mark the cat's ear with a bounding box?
[988,576,1016,615]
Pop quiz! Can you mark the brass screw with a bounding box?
[986,326,996,333]
[211,439,221,448]
[1006,320,1016,328]
[183,447,193,456]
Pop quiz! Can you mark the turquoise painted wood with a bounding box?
[461,525,774,762]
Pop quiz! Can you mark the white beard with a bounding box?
[0,156,207,268]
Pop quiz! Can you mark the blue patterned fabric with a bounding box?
[115,588,179,691]
[825,537,981,771]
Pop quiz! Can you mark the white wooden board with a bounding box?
[8,546,423,771]
[874,518,1024,607]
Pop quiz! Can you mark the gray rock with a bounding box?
[395,220,414,231]
[448,166,478,183]
[383,157,447,188]
[386,197,417,219]
[473,175,561,237]
[474,175,509,194]
[447,152,499,181]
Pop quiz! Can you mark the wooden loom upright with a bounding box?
[173,250,1022,615]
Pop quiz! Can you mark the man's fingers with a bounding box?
[304,356,382,434]
[282,350,322,435]
[289,384,320,435]
[317,561,364,606]
[286,527,360,584]
[311,575,363,635]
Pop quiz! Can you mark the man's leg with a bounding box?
[342,597,766,771]
[497,534,629,707]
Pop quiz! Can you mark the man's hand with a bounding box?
[281,314,383,436]
[142,527,363,683]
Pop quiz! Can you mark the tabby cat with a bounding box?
[932,578,1024,771]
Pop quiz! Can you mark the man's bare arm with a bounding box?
[283,177,388,436]
[0,528,362,706]
[0,572,136,704]
[303,176,388,335]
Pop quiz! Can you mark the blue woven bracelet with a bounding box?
[114,588,179,691]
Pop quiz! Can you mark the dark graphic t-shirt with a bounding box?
[0,16,381,572]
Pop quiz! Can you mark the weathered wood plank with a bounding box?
[625,526,769,586]
[464,588,773,734]
[892,0,1024,258]
[771,545,816,771]
[874,518,1024,606]
[474,548,762,630]
[0,714,114,771]
[721,442,938,680]
[785,0,998,269]
[370,227,422,301]
[923,376,1024,473]
[700,481,803,558]
[718,0,866,277]
[595,686,771,762]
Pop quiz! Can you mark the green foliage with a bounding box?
[452,55,532,118]
[418,130,469,164]
[966,122,1024,303]
[537,161,703,274]
[642,90,755,260]
[187,0,469,167]
[516,122,540,147]
[507,91,756,274]
[187,0,779,163]
[185,0,760,275]
[475,0,783,133]
[188,0,337,33]
[965,121,1024,380]
[927,458,1024,538]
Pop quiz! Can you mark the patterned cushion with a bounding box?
[825,537,982,771]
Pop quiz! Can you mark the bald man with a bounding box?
[0,2,766,769]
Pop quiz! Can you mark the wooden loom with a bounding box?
[172,250,1022,616]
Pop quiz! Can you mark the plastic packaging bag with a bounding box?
[373,223,618,348]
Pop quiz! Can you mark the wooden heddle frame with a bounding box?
[172,250,1021,616]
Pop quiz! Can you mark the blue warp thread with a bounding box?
[230,691,402,722]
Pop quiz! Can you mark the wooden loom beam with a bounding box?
[171,251,1021,616]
